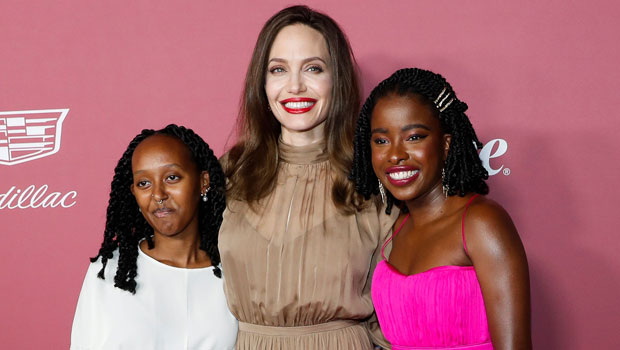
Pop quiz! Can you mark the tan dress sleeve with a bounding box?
[362,203,400,349]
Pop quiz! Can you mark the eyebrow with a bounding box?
[402,124,431,131]
[370,124,431,135]
[133,163,183,175]
[268,56,327,65]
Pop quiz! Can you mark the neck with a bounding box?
[142,222,211,268]
[404,184,449,224]
[280,123,325,147]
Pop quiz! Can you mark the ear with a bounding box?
[130,183,135,196]
[443,134,452,160]
[200,171,210,192]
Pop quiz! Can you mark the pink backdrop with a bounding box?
[1,1,618,348]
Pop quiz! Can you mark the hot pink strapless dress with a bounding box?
[372,195,493,349]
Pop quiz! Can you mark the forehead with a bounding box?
[132,134,195,169]
[371,94,439,128]
[269,24,329,60]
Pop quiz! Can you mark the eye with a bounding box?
[136,180,150,188]
[269,66,285,74]
[166,175,181,182]
[406,134,427,141]
[372,137,388,145]
[306,65,323,73]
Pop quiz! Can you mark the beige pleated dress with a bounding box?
[219,139,398,349]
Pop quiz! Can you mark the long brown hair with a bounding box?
[224,5,364,214]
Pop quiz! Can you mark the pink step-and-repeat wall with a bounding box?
[1,1,618,349]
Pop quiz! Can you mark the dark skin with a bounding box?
[130,134,212,269]
[370,93,531,349]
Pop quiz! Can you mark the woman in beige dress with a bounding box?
[219,5,397,349]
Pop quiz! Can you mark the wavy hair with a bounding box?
[351,68,489,214]
[90,124,226,294]
[224,5,364,213]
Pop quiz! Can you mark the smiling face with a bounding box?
[130,134,209,239]
[370,93,451,202]
[265,23,333,144]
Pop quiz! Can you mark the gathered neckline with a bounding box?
[381,260,475,278]
[278,138,328,165]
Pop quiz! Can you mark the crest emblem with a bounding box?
[0,109,69,165]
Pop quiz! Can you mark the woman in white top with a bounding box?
[71,124,238,350]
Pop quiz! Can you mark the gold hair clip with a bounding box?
[434,87,455,112]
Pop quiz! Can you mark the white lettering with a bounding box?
[479,139,508,176]
[0,186,16,209]
[5,189,21,209]
[41,192,61,208]
[17,185,36,208]
[0,184,78,210]
[60,191,78,208]
[30,185,47,208]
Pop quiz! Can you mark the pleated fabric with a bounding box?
[219,139,398,349]
[372,262,493,349]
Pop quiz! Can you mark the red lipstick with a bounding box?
[280,97,317,114]
[385,166,419,186]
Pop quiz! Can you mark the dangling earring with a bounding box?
[378,179,386,204]
[201,186,210,202]
[442,168,449,197]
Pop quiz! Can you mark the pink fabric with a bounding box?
[372,196,493,349]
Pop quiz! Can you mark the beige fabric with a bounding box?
[219,139,398,349]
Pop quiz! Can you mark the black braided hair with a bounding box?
[351,68,489,214]
[90,124,226,294]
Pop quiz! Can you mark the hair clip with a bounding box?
[434,87,455,112]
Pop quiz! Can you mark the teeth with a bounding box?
[284,101,315,109]
[388,170,418,180]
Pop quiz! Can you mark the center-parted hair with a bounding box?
[351,68,489,214]
[224,5,364,214]
[90,124,226,294]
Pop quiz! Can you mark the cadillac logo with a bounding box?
[0,109,69,165]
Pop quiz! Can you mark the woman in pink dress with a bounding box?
[351,68,532,349]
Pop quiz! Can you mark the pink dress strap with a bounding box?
[461,194,480,256]
[381,213,410,260]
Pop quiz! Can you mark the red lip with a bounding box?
[385,166,419,186]
[386,165,417,173]
[280,97,317,114]
[153,208,174,218]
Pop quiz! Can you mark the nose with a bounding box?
[387,141,408,164]
[286,71,306,94]
[151,182,168,203]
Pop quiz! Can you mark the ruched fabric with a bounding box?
[371,195,493,349]
[236,321,373,349]
[219,139,398,349]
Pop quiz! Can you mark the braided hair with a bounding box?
[90,124,226,294]
[351,68,489,215]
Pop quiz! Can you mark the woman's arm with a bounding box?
[465,199,532,350]
[71,262,100,350]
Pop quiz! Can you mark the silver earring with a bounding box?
[378,179,386,204]
[201,186,210,202]
[138,207,142,213]
[442,168,449,197]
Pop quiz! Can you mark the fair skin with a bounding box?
[265,23,333,147]
[371,94,531,349]
[130,134,212,269]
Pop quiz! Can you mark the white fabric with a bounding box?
[71,247,238,350]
